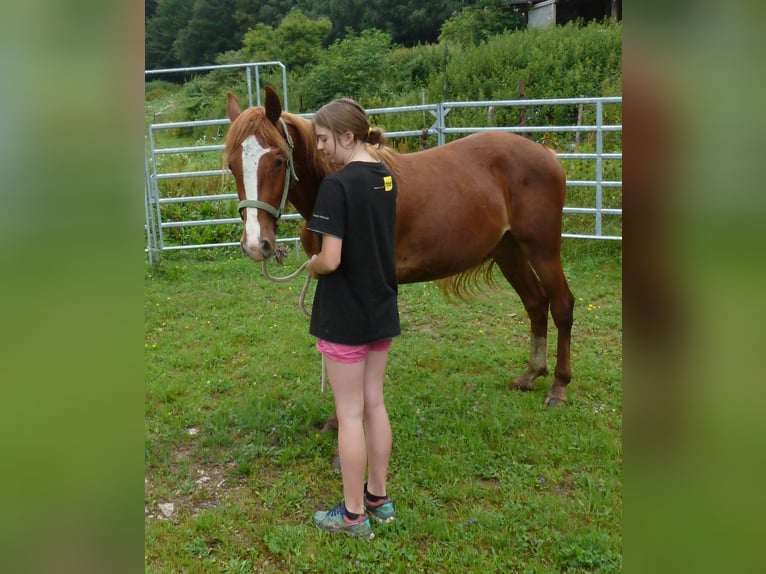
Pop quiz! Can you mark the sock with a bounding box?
[341,501,361,520]
[364,482,388,502]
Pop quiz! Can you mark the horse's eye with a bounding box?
[274,158,284,168]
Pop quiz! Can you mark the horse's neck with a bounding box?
[285,115,336,219]
[289,178,320,220]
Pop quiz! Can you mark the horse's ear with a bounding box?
[227,92,241,122]
[264,86,282,125]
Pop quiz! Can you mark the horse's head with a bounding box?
[225,87,296,262]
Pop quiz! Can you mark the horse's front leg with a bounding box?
[299,225,321,257]
[320,413,341,473]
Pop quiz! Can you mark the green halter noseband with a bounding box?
[237,117,300,221]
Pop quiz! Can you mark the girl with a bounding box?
[306,98,399,539]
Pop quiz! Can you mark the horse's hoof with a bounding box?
[511,379,535,392]
[543,395,567,407]
[321,422,337,434]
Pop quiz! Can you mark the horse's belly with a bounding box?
[395,228,503,284]
[393,165,511,283]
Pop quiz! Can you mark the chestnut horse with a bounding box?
[225,87,574,406]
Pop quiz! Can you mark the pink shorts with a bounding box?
[316,338,392,364]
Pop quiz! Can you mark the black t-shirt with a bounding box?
[307,161,400,345]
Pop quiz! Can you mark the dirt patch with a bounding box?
[146,447,245,522]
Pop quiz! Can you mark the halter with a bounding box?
[237,117,299,222]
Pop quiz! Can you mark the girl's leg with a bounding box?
[362,350,391,497]
[324,357,366,515]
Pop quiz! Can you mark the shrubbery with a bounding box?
[149,19,621,119]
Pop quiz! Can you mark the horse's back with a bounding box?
[393,131,566,223]
[396,131,563,188]
[389,131,566,282]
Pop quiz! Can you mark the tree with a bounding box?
[386,0,469,46]
[174,0,241,67]
[240,24,278,62]
[146,0,158,22]
[145,0,481,72]
[233,0,299,31]
[144,0,475,69]
[238,10,331,70]
[440,0,525,46]
[301,28,394,109]
[276,11,332,70]
[145,0,193,69]
[303,0,467,46]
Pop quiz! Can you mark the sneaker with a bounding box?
[364,491,396,523]
[313,501,374,539]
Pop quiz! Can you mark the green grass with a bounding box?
[145,240,622,573]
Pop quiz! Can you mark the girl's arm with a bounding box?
[306,235,342,278]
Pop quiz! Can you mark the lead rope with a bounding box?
[261,258,308,284]
[262,258,328,392]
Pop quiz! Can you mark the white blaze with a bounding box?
[241,135,271,251]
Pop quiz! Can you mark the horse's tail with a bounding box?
[434,257,497,300]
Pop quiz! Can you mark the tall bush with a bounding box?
[440,20,621,102]
[299,29,395,109]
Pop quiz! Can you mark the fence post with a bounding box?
[518,79,527,138]
[144,145,156,266]
[595,100,604,237]
[281,64,289,111]
[436,102,446,147]
[246,67,253,108]
[147,125,166,251]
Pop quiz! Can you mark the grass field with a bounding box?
[145,240,622,573]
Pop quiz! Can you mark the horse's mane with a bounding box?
[286,112,402,176]
[281,112,333,179]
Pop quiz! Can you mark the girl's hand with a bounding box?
[306,237,340,279]
[307,254,320,279]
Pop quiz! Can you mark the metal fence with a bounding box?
[145,64,621,265]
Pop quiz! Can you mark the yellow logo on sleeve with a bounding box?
[383,175,393,192]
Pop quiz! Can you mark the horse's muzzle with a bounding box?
[259,239,274,259]
[240,237,273,262]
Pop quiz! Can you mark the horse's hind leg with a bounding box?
[492,233,551,392]
[526,246,574,406]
